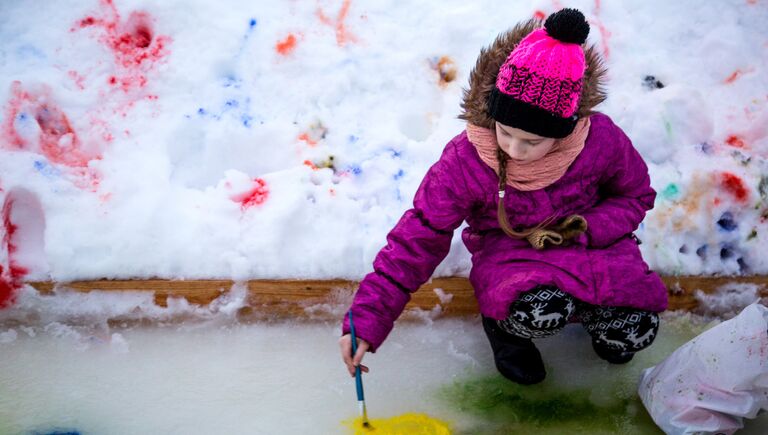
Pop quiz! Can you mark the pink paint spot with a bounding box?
[231,178,269,210]
[316,0,358,46]
[720,172,749,203]
[68,70,86,90]
[2,81,96,168]
[74,0,171,92]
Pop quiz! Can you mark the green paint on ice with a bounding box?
[438,375,661,434]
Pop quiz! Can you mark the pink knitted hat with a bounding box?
[487,8,590,138]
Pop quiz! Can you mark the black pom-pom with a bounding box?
[544,8,590,44]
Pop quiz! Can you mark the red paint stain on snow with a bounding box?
[74,0,171,92]
[582,0,610,59]
[1,81,98,168]
[726,135,747,149]
[720,172,749,203]
[303,159,318,170]
[68,70,86,90]
[1,197,28,308]
[725,69,745,84]
[316,0,358,46]
[276,33,298,55]
[231,178,269,210]
[533,10,546,20]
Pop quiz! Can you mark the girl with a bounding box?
[339,8,667,385]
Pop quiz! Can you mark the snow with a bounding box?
[0,0,766,285]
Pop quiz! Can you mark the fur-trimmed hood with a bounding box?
[459,19,608,129]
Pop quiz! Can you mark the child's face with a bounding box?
[495,122,557,164]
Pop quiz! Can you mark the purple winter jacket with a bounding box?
[343,112,668,352]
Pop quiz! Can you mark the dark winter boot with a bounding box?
[591,339,634,364]
[481,316,546,385]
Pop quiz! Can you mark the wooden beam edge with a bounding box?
[23,276,768,318]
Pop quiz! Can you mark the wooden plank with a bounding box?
[25,276,768,319]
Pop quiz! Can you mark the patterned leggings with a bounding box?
[497,285,660,352]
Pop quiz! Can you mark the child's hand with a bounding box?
[339,333,370,377]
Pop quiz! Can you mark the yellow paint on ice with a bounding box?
[344,413,451,434]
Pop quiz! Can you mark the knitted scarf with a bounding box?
[466,116,591,191]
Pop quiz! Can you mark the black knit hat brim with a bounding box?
[487,88,578,138]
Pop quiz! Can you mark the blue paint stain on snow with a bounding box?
[346,165,362,175]
[348,135,359,144]
[393,169,405,180]
[716,211,738,231]
[34,160,61,179]
[222,75,242,89]
[387,148,403,158]
[249,18,257,28]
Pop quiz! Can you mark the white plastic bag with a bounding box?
[638,303,768,434]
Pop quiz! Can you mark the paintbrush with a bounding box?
[348,310,372,429]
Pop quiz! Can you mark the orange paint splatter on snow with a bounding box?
[432,56,457,87]
[720,172,749,202]
[726,135,747,148]
[276,33,298,55]
[303,159,318,170]
[298,133,318,146]
[316,0,358,46]
[231,178,269,210]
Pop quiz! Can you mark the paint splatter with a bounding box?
[533,10,546,20]
[661,183,679,200]
[724,68,754,84]
[588,0,611,60]
[276,33,298,55]
[1,196,28,308]
[430,56,457,87]
[717,211,738,231]
[231,178,269,210]
[73,0,172,92]
[298,121,328,146]
[343,413,451,435]
[2,82,97,168]
[316,0,358,46]
[725,135,747,149]
[720,172,749,203]
[643,75,665,90]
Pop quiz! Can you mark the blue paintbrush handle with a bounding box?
[348,310,365,402]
